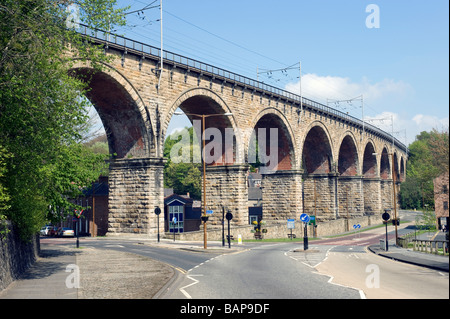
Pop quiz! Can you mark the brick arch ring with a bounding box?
[335,130,362,176]
[69,59,156,155]
[247,107,299,169]
[360,137,379,173]
[298,120,336,165]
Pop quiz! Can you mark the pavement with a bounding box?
[0,229,448,299]
[368,231,449,273]
[0,238,242,299]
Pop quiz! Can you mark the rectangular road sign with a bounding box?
[287,219,295,229]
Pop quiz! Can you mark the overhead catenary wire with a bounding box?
[118,2,394,132]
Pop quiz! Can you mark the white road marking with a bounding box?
[179,275,203,299]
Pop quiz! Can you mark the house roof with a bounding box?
[83,181,109,197]
[164,193,194,206]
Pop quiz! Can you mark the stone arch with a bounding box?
[400,156,405,182]
[393,152,400,181]
[248,108,297,171]
[165,88,241,165]
[380,146,390,179]
[301,122,334,174]
[69,60,154,159]
[337,132,360,176]
[362,140,378,178]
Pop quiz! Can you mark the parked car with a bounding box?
[49,227,59,237]
[40,226,53,236]
[58,227,75,237]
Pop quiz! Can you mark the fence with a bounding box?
[412,239,449,256]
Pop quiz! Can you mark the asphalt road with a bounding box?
[52,238,221,272]
[52,238,363,299]
[43,213,448,300]
[162,243,363,299]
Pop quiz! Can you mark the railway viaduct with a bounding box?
[71,26,408,237]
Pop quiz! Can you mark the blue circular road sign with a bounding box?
[300,213,310,223]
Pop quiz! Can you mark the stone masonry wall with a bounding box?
[0,222,40,291]
[177,215,375,241]
[262,170,303,222]
[337,176,364,218]
[303,174,337,222]
[363,178,382,215]
[108,158,165,236]
[203,165,249,228]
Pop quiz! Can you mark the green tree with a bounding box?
[400,128,449,210]
[163,127,202,200]
[0,0,128,239]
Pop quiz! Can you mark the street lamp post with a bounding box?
[173,111,233,249]
[391,153,399,245]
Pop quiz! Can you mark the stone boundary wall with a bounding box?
[174,215,376,241]
[0,222,40,291]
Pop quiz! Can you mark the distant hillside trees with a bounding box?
[400,128,449,210]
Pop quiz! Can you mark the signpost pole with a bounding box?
[172,217,177,242]
[76,219,79,248]
[382,210,391,251]
[300,213,310,250]
[155,207,161,243]
[385,220,388,251]
[222,206,225,247]
[303,222,308,250]
[228,218,231,249]
[226,211,233,249]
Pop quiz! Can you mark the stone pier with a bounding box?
[363,178,382,215]
[303,174,338,222]
[261,170,303,223]
[337,176,364,218]
[203,165,249,228]
[108,158,165,236]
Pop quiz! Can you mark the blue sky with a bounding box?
[109,0,449,145]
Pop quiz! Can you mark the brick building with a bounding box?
[75,176,109,236]
[434,172,449,230]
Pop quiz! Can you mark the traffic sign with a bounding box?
[172,217,177,224]
[300,213,310,224]
[226,212,233,221]
[382,212,390,221]
[353,224,361,229]
[206,210,214,215]
[287,219,295,229]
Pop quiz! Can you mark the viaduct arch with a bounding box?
[70,27,408,237]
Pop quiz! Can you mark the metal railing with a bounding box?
[77,24,407,152]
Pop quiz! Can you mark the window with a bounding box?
[443,185,448,194]
[444,201,448,211]
[169,205,184,233]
